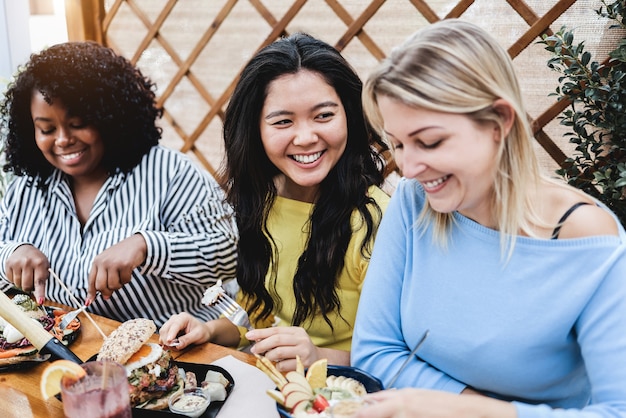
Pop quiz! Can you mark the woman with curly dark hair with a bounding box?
[160,33,390,371]
[0,42,238,327]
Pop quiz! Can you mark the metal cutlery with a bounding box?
[58,305,87,330]
[387,329,430,388]
[0,290,82,363]
[213,292,253,331]
[166,291,254,347]
[48,268,107,339]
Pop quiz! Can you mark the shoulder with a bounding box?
[144,145,186,164]
[142,146,215,178]
[349,186,391,233]
[3,175,45,199]
[367,185,391,208]
[557,202,619,239]
[389,178,427,211]
[547,182,620,239]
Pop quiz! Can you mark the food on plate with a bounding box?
[96,318,182,410]
[255,355,367,417]
[201,369,229,401]
[185,370,198,388]
[168,387,210,418]
[39,359,87,399]
[181,367,231,402]
[312,394,331,413]
[0,294,81,366]
[306,358,327,389]
[201,279,225,306]
[204,369,230,387]
[328,399,367,418]
[325,375,367,397]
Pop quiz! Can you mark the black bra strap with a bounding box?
[551,202,590,239]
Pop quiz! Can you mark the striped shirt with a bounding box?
[0,146,238,327]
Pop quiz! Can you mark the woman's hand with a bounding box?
[246,326,325,371]
[159,312,212,349]
[86,234,147,302]
[354,388,516,418]
[5,245,50,304]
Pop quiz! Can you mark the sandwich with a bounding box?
[0,294,80,366]
[96,318,183,410]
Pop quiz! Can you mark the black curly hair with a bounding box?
[0,41,162,188]
[223,33,388,329]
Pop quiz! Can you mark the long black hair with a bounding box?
[223,33,387,328]
[0,41,162,188]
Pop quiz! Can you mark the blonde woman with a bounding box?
[351,19,626,418]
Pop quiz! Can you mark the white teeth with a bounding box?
[59,151,82,160]
[292,151,322,164]
[423,175,449,189]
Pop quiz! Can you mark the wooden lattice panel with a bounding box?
[66,0,621,185]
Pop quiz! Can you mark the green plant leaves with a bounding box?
[540,0,626,225]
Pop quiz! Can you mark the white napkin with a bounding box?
[212,355,281,418]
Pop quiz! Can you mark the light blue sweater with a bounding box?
[352,179,626,417]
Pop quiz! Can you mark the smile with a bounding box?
[58,150,84,160]
[291,151,323,164]
[423,175,450,189]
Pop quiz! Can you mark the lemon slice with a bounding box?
[305,358,327,390]
[40,360,86,400]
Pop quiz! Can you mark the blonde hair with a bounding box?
[363,19,546,256]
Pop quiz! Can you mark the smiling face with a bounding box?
[260,70,348,202]
[30,91,107,185]
[378,95,501,225]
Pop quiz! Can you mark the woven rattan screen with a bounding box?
[65,0,622,185]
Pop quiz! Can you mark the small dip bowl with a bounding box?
[169,387,211,418]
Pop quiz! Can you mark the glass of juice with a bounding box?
[60,360,132,418]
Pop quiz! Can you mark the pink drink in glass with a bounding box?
[60,361,132,418]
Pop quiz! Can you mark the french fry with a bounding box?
[256,359,283,388]
[295,355,304,376]
[255,354,288,388]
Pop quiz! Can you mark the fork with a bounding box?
[213,293,253,331]
[58,305,87,330]
[387,329,430,388]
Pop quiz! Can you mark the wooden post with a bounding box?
[64,0,105,43]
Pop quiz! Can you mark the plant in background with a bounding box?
[541,0,626,226]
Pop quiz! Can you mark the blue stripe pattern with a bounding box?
[0,146,238,327]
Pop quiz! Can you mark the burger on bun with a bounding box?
[96,318,183,410]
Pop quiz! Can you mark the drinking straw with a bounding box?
[48,268,108,339]
[101,360,108,390]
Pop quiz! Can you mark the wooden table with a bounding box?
[0,305,255,418]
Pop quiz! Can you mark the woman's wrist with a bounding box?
[203,320,217,344]
[317,347,350,366]
[205,318,241,346]
[468,396,517,418]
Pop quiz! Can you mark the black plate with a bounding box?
[0,306,81,372]
[134,362,234,418]
[277,365,383,418]
[81,357,235,418]
[45,306,82,345]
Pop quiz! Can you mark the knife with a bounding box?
[0,291,83,363]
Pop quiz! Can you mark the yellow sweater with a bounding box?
[238,186,389,350]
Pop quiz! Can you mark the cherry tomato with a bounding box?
[312,394,330,412]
